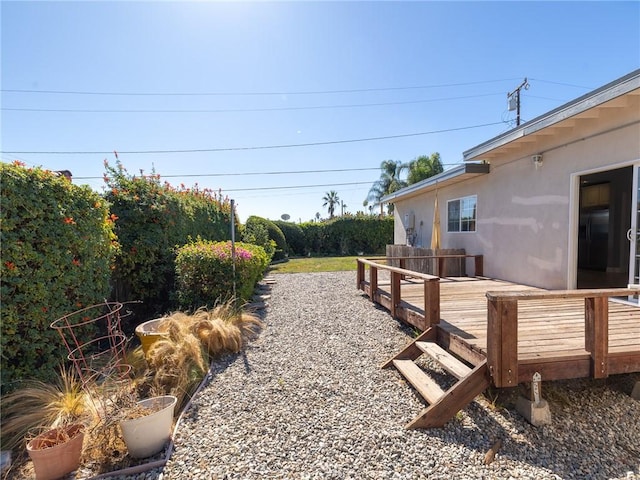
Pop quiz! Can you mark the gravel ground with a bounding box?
[116,271,639,480]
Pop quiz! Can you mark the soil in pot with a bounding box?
[27,424,84,480]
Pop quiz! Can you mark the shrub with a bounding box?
[299,216,393,255]
[273,220,306,256]
[0,162,116,391]
[103,159,234,319]
[175,239,270,309]
[323,216,393,255]
[241,219,275,261]
[243,216,287,261]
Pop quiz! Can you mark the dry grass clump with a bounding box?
[154,303,262,359]
[0,366,89,451]
[142,303,262,409]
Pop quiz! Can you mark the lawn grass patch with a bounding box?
[269,256,360,274]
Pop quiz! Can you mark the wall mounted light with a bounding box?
[532,154,543,169]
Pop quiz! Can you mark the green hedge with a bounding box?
[243,216,286,261]
[0,162,116,391]
[103,160,233,319]
[175,239,270,309]
[299,216,393,255]
[273,220,306,256]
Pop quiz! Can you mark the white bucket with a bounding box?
[119,395,177,459]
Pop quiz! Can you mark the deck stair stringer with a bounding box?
[383,330,490,429]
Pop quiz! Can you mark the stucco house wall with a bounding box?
[389,72,640,289]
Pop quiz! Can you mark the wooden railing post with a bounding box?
[370,265,378,299]
[356,260,364,290]
[487,296,518,387]
[424,278,440,327]
[390,271,401,319]
[475,255,484,277]
[585,296,609,378]
[437,257,445,278]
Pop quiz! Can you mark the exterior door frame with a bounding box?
[568,158,639,289]
[629,163,640,296]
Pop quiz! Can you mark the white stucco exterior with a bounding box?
[385,70,640,289]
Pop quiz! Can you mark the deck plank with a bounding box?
[373,276,640,381]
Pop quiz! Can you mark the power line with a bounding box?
[73,163,464,180]
[528,78,593,90]
[74,167,380,180]
[1,121,505,155]
[0,78,521,97]
[2,93,503,114]
[222,181,375,193]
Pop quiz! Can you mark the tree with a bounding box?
[322,190,340,219]
[406,152,443,185]
[366,160,407,215]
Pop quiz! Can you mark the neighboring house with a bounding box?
[383,69,640,293]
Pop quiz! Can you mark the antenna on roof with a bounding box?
[507,78,529,126]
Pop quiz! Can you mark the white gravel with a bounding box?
[116,271,640,480]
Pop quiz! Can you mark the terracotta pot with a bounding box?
[119,395,176,459]
[27,424,84,480]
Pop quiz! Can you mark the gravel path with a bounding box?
[124,271,639,480]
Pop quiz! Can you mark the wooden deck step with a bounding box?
[407,361,490,429]
[415,341,472,379]
[392,359,445,404]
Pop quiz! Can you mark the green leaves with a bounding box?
[1,162,116,392]
[103,159,233,317]
[175,240,269,310]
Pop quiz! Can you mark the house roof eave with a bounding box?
[381,162,490,204]
[463,69,640,162]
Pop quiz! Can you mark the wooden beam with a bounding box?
[356,260,364,290]
[475,255,483,277]
[390,271,401,319]
[370,266,378,299]
[487,288,638,301]
[487,297,518,387]
[424,279,440,327]
[381,327,436,368]
[407,361,490,429]
[585,296,609,378]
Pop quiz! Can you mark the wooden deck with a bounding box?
[357,259,640,386]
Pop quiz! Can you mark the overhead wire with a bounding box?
[2,93,504,114]
[0,78,521,97]
[1,121,506,155]
[72,163,463,180]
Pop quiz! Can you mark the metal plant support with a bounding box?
[50,301,133,389]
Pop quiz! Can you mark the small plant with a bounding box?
[483,386,505,412]
[0,366,89,451]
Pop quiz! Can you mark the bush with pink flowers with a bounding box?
[175,239,270,309]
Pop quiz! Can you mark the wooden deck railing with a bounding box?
[485,288,638,387]
[389,254,484,277]
[357,258,441,329]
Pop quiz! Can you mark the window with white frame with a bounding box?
[447,195,477,232]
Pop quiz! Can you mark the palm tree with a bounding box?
[322,190,340,219]
[406,153,444,185]
[366,160,407,215]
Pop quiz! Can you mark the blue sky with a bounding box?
[2,1,639,222]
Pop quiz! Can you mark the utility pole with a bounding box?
[508,78,530,126]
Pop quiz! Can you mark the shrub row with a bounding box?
[249,215,393,258]
[1,161,270,390]
[0,162,117,391]
[103,160,234,320]
[275,216,393,256]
